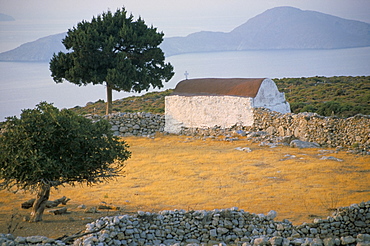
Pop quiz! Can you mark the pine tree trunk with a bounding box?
[106,83,113,115]
[29,184,50,222]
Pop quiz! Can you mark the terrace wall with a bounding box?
[77,201,370,245]
[86,109,369,149]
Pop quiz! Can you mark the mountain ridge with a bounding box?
[1,6,369,62]
[161,6,370,55]
[0,33,67,62]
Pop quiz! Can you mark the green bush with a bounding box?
[0,102,131,221]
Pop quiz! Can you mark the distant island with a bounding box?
[161,6,370,56]
[0,33,67,62]
[0,13,15,21]
[1,6,370,62]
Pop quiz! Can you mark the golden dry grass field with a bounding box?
[0,135,369,238]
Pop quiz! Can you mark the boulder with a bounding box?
[320,156,343,162]
[290,139,320,148]
[341,236,356,245]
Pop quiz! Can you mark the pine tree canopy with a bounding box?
[49,7,174,114]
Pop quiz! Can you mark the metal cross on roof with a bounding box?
[184,71,189,80]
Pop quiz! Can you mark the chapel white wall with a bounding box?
[253,79,291,114]
[165,95,254,134]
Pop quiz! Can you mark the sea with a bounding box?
[1,47,370,120]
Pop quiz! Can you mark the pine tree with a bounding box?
[50,7,174,114]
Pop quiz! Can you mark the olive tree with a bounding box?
[0,102,131,222]
[50,7,174,115]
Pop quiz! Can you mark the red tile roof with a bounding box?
[172,78,265,97]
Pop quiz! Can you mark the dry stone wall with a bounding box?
[85,112,165,137]
[250,108,370,149]
[74,202,370,246]
[179,109,370,150]
[1,202,370,245]
[84,109,369,150]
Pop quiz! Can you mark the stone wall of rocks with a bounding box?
[250,108,370,149]
[84,109,369,150]
[179,109,370,150]
[85,112,165,137]
[1,201,369,245]
[76,201,370,245]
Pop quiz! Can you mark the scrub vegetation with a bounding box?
[276,76,370,117]
[69,76,370,118]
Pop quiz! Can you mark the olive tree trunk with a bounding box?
[29,183,50,222]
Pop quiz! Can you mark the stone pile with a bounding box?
[178,125,243,138]
[1,201,369,245]
[85,112,165,137]
[0,234,65,245]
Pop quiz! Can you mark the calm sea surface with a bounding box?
[1,47,370,120]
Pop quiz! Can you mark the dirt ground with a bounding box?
[0,205,136,239]
[1,135,369,240]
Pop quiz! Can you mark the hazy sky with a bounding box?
[1,0,370,39]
